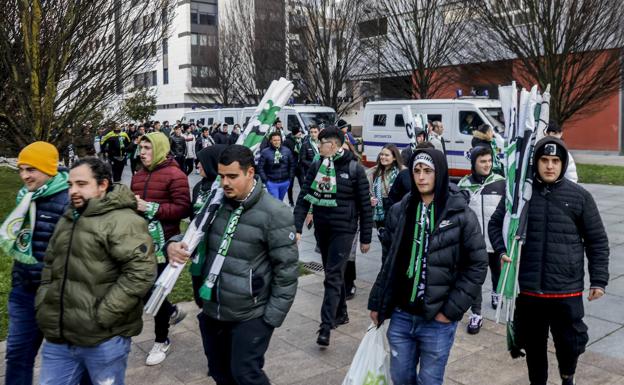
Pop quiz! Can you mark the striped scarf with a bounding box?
[304,149,344,207]
[372,166,399,222]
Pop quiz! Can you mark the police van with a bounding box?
[361,98,505,176]
[182,105,336,134]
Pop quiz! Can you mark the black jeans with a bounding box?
[315,226,355,328]
[203,316,274,385]
[184,158,195,175]
[471,252,501,314]
[287,168,304,205]
[174,156,185,171]
[514,294,588,385]
[143,263,174,343]
[109,158,126,182]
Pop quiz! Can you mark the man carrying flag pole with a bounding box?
[489,84,609,385]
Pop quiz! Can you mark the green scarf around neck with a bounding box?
[0,171,69,264]
[304,149,344,207]
[406,202,435,302]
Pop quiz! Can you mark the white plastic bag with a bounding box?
[342,323,392,385]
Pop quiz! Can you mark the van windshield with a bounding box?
[300,112,336,129]
[480,108,505,134]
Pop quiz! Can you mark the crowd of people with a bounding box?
[0,115,609,385]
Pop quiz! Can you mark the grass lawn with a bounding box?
[0,168,25,341]
[577,164,624,186]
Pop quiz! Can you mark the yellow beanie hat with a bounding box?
[17,141,59,176]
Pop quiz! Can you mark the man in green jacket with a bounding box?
[167,145,299,385]
[36,157,157,385]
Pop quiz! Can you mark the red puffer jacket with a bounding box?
[131,158,191,240]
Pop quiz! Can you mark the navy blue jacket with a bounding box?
[257,146,295,183]
[12,189,70,291]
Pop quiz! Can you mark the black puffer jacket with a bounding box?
[368,148,488,324]
[170,134,187,158]
[294,150,373,244]
[298,137,318,174]
[387,168,412,207]
[212,131,230,145]
[488,137,609,294]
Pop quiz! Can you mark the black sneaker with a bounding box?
[491,293,500,310]
[467,313,483,335]
[335,312,349,327]
[316,326,330,347]
[346,285,356,301]
[561,376,575,385]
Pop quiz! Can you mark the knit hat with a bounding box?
[412,152,435,171]
[17,141,59,176]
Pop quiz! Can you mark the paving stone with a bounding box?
[264,349,335,385]
[587,327,624,359]
[584,316,622,345]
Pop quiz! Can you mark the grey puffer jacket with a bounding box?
[201,179,299,327]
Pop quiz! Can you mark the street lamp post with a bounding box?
[364,7,382,100]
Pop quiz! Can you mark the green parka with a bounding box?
[35,184,157,346]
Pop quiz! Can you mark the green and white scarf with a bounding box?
[144,202,166,263]
[294,137,302,155]
[407,202,435,302]
[198,180,255,300]
[304,149,344,207]
[273,146,283,164]
[0,172,69,265]
[190,183,218,277]
[310,138,320,162]
[199,204,244,301]
[458,172,505,194]
[491,139,504,176]
[372,166,399,222]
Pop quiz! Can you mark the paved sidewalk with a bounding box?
[571,151,624,167]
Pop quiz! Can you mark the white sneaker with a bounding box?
[146,339,170,366]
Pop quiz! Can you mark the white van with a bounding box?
[182,105,337,134]
[362,98,505,176]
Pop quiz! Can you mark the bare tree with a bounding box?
[375,0,471,99]
[292,0,369,116]
[0,0,174,150]
[471,0,624,125]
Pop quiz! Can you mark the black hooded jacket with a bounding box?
[192,145,227,206]
[368,148,488,324]
[294,150,373,244]
[488,137,609,295]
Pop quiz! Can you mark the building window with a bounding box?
[152,71,157,86]
[163,68,169,84]
[192,10,217,25]
[163,38,168,55]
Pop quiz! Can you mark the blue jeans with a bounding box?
[40,336,131,385]
[5,285,43,385]
[266,180,290,201]
[387,309,458,385]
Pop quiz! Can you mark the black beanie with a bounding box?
[291,126,301,136]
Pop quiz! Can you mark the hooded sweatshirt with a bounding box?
[488,137,609,295]
[192,144,227,214]
[369,148,488,322]
[131,133,191,240]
